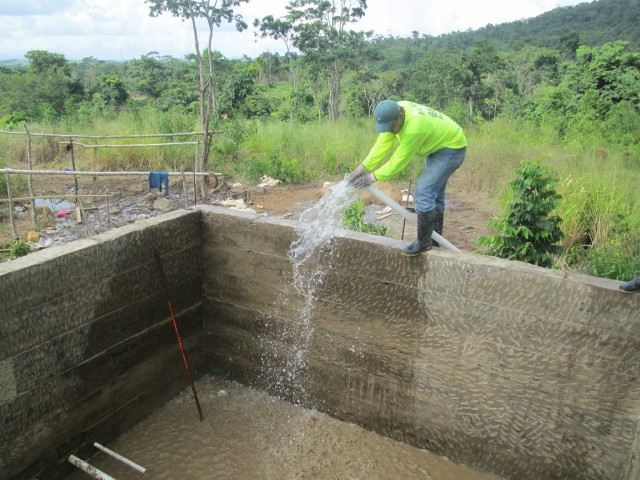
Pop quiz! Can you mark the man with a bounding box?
[348,100,467,256]
[620,275,640,293]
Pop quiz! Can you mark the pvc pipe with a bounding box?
[366,185,461,253]
[94,442,147,473]
[68,455,116,480]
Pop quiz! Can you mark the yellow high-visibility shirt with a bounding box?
[362,101,467,181]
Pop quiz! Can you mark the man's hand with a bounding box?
[347,164,367,183]
[349,171,377,189]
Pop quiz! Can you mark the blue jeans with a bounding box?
[414,147,466,213]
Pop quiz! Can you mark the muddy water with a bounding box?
[66,376,499,480]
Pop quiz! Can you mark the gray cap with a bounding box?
[374,100,401,133]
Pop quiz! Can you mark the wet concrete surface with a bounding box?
[65,376,501,480]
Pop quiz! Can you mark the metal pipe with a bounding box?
[366,185,461,253]
[67,455,116,480]
[93,442,146,473]
[154,248,204,422]
[401,180,411,241]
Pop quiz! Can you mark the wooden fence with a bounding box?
[0,129,222,241]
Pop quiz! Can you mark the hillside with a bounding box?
[370,0,639,70]
[451,0,640,50]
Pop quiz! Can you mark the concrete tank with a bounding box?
[1,206,639,480]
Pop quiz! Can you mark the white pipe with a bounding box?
[366,185,461,253]
[94,442,147,474]
[68,455,117,480]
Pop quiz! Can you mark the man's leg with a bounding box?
[411,148,466,251]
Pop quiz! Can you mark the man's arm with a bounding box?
[371,133,424,181]
[362,133,396,172]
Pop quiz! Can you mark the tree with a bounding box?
[253,51,282,85]
[25,50,70,76]
[126,52,170,98]
[406,49,467,110]
[219,61,256,114]
[559,31,580,60]
[254,15,302,126]
[2,50,83,121]
[566,41,640,115]
[147,0,249,193]
[460,39,504,119]
[92,75,129,108]
[285,0,370,121]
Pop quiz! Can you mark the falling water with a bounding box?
[289,179,360,266]
[260,178,360,403]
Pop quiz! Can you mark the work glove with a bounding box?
[348,165,377,189]
[348,164,367,183]
[350,172,376,189]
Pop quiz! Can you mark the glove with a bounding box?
[347,164,367,183]
[349,171,377,189]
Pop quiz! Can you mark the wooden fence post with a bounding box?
[25,125,37,228]
[6,174,18,239]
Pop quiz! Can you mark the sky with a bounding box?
[0,0,591,61]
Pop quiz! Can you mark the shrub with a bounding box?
[342,200,388,236]
[10,239,30,259]
[477,160,564,268]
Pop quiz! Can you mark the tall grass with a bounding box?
[465,119,640,279]
[2,111,638,279]
[217,117,377,183]
[0,107,200,173]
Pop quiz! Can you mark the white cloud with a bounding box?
[0,0,590,61]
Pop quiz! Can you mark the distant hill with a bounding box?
[438,0,640,51]
[370,0,639,71]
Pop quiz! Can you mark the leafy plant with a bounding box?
[477,160,564,268]
[566,240,640,281]
[342,200,388,236]
[10,239,30,259]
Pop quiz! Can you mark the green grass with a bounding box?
[218,117,376,183]
[2,110,638,279]
[465,119,640,279]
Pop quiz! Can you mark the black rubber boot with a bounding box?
[619,276,640,294]
[432,210,444,247]
[402,211,436,256]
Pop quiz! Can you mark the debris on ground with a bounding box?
[401,191,414,204]
[213,198,257,214]
[257,176,280,188]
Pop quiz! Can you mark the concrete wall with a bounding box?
[201,206,640,480]
[2,205,639,480]
[0,210,203,480]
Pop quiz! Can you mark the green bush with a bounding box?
[10,239,30,259]
[342,200,388,236]
[477,160,564,268]
[2,111,27,130]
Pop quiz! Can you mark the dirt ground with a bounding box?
[250,181,496,252]
[1,175,497,256]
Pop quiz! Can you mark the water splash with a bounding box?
[260,178,359,404]
[289,179,360,267]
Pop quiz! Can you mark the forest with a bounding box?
[0,0,639,280]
